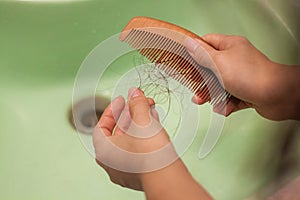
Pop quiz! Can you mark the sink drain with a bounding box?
[69,96,110,134]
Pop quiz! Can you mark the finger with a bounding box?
[147,97,155,106]
[150,106,160,121]
[115,92,156,134]
[184,37,219,76]
[95,158,109,171]
[225,97,251,116]
[128,87,151,126]
[194,84,212,103]
[202,34,231,50]
[213,96,240,116]
[114,104,131,135]
[213,97,251,116]
[185,37,216,56]
[97,96,125,136]
[192,95,207,105]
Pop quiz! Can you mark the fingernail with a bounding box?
[112,95,124,104]
[191,96,198,104]
[128,87,143,98]
[132,89,143,97]
[192,95,206,105]
[111,96,125,112]
[184,37,199,53]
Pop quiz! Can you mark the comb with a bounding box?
[120,16,231,106]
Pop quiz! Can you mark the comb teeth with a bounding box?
[124,29,231,106]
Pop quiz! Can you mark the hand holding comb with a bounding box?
[120,16,231,107]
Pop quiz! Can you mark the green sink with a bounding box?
[0,0,299,199]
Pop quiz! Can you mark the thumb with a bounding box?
[184,37,218,75]
[202,34,230,50]
[128,87,151,126]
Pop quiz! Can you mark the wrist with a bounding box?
[283,64,300,120]
[269,62,300,120]
[140,159,212,200]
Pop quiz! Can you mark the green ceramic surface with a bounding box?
[0,0,299,199]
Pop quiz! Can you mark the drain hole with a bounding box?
[81,111,98,128]
[68,96,110,135]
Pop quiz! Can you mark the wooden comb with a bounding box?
[120,16,231,106]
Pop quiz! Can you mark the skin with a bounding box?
[93,88,212,199]
[93,34,300,199]
[185,34,300,120]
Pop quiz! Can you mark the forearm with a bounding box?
[141,159,212,200]
[285,64,300,120]
[273,63,300,120]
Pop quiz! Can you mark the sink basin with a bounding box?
[0,0,299,199]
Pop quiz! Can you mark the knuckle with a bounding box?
[110,176,118,185]
[214,52,225,66]
[237,36,249,43]
[202,33,212,40]
[129,97,149,110]
[129,96,147,104]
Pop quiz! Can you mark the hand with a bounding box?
[93,87,212,200]
[185,34,300,120]
[93,87,170,190]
